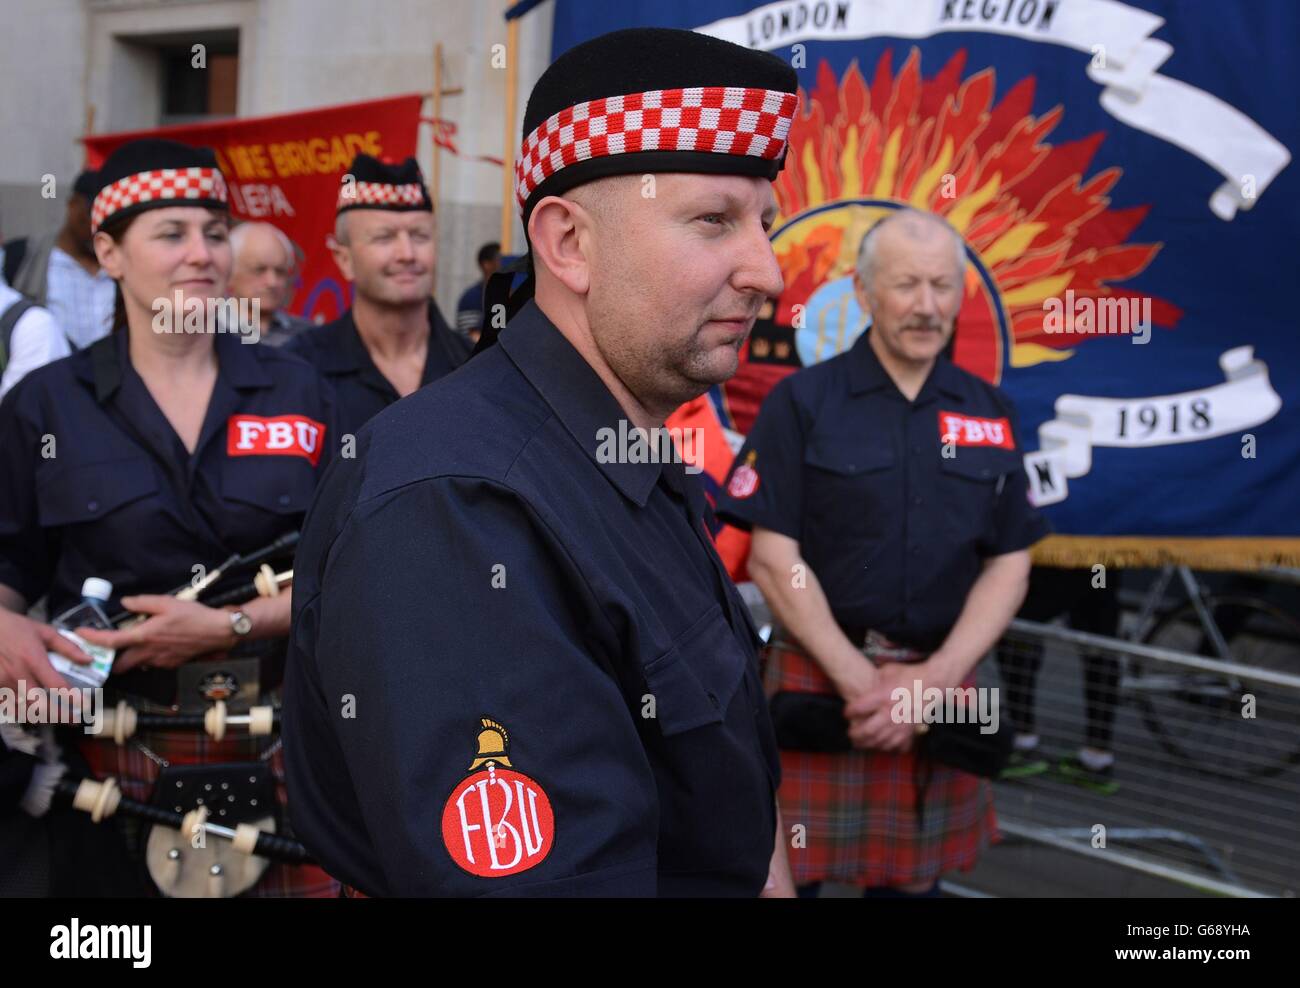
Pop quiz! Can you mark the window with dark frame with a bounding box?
[155,31,239,126]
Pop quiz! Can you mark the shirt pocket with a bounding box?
[36,456,159,528]
[939,448,1021,549]
[802,433,896,536]
[642,604,749,737]
[219,455,317,517]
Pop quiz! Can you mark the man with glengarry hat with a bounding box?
[284,27,801,896]
[286,154,470,436]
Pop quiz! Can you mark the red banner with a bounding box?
[82,94,424,324]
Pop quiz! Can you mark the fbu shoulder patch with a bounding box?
[440,718,554,878]
[938,410,1014,449]
[727,450,760,499]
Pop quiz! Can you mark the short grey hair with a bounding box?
[332,212,351,247]
[231,221,296,264]
[855,208,966,290]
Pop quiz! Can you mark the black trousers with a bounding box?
[997,566,1122,750]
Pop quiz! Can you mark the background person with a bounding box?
[718,208,1049,897]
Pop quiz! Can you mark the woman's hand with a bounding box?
[0,607,91,692]
[75,595,234,672]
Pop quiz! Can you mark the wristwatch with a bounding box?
[228,610,253,638]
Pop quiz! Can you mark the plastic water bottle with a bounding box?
[47,578,117,689]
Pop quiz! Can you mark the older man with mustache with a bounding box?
[286,155,469,437]
[718,208,1049,898]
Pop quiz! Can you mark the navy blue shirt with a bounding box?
[454,281,484,334]
[285,301,469,437]
[0,329,337,618]
[717,330,1049,651]
[284,301,779,897]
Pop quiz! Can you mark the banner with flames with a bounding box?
[551,0,1298,568]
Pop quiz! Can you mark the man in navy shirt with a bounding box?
[717,208,1049,897]
[453,241,500,343]
[284,27,801,896]
[286,155,469,437]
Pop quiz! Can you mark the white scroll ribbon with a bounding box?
[1023,347,1281,506]
[696,0,1291,218]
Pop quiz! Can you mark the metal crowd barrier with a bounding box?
[985,615,1300,897]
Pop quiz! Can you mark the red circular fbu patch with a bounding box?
[440,765,555,878]
[727,463,760,499]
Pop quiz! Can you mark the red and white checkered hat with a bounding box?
[477,28,801,351]
[90,139,229,234]
[513,28,799,223]
[515,85,798,214]
[336,155,432,215]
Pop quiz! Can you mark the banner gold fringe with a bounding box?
[1030,536,1300,571]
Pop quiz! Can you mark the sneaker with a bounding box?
[1056,754,1120,795]
[999,749,1049,780]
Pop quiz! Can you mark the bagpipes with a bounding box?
[5,724,317,897]
[96,698,277,744]
[40,768,314,897]
[110,530,300,629]
[58,531,313,894]
[57,775,313,867]
[94,530,299,743]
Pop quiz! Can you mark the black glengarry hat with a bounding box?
[476,28,800,354]
[514,27,800,225]
[91,138,228,234]
[336,154,433,215]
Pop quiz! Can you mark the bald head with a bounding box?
[527,170,783,421]
[855,208,965,291]
[228,222,297,320]
[852,208,966,371]
[231,222,294,266]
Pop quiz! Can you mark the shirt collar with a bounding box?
[847,328,966,403]
[498,301,662,507]
[214,329,276,388]
[316,303,451,388]
[312,309,370,374]
[77,326,273,403]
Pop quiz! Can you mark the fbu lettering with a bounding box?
[439,718,555,879]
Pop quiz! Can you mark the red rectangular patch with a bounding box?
[227,414,326,466]
[938,410,1014,449]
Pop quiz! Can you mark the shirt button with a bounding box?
[912,495,922,506]
[86,500,99,513]
[912,445,922,454]
[910,545,920,555]
[278,494,291,506]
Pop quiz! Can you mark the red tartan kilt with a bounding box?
[764,638,999,888]
[77,729,338,898]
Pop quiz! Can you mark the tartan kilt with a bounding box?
[76,718,338,898]
[764,635,998,888]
